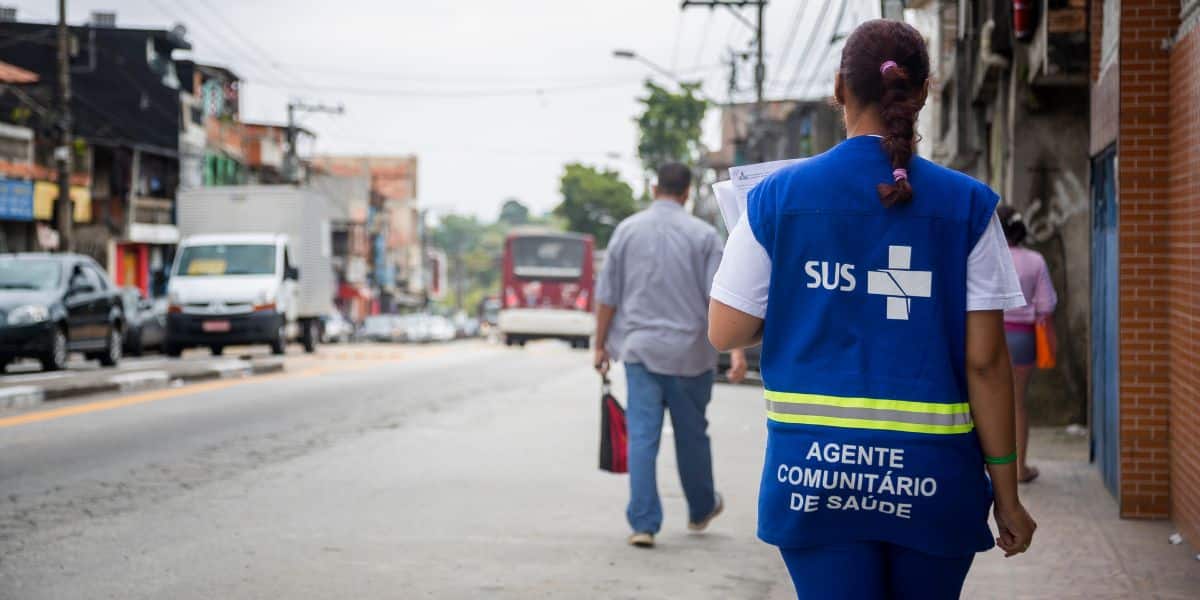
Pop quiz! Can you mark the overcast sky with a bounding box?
[13,0,879,219]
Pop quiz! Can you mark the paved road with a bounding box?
[3,341,1197,599]
[0,341,792,599]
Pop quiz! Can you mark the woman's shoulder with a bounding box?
[912,156,996,196]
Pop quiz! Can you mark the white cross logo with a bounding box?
[866,246,932,320]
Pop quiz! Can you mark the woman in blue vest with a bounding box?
[707,20,1037,599]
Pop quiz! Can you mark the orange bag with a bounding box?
[1035,321,1056,369]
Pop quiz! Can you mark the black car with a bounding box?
[120,287,166,356]
[0,253,124,372]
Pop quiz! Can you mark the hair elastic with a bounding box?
[880,60,899,75]
[892,168,908,182]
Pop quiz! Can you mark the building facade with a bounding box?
[0,17,189,297]
[309,155,423,311]
[909,0,1200,546]
[908,0,1091,427]
[1087,0,1200,543]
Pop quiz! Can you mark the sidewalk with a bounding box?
[962,428,1200,599]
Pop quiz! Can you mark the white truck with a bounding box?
[166,186,333,356]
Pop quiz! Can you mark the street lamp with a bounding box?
[611,49,722,105]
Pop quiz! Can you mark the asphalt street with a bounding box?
[0,341,793,599]
[3,341,1197,599]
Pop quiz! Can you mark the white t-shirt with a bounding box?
[711,211,1025,319]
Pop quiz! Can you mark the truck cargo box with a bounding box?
[176,186,333,318]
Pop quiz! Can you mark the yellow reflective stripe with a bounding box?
[763,390,970,415]
[766,411,975,435]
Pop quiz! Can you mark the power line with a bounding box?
[691,9,715,71]
[773,0,810,80]
[252,77,645,100]
[670,11,684,72]
[800,0,850,99]
[783,0,833,98]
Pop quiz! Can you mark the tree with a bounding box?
[498,198,531,226]
[635,80,708,174]
[554,163,637,248]
[431,214,486,309]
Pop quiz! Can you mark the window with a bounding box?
[175,244,276,276]
[83,265,109,290]
[511,237,585,280]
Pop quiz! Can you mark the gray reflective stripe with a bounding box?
[765,399,973,427]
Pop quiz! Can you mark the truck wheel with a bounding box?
[99,326,122,367]
[40,327,68,371]
[210,345,224,356]
[270,323,287,355]
[302,320,318,354]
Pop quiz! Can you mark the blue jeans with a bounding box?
[624,362,717,534]
[780,542,974,599]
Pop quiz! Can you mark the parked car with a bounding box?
[453,312,481,338]
[321,311,353,343]
[120,287,166,356]
[0,253,124,372]
[428,315,457,342]
[361,314,402,342]
[397,314,430,343]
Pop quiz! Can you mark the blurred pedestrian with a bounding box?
[997,205,1058,484]
[707,19,1037,599]
[594,162,747,549]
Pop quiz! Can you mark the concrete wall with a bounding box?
[1005,65,1093,425]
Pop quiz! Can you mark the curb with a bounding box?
[0,359,287,410]
[0,385,45,410]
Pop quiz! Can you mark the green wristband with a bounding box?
[984,452,1018,465]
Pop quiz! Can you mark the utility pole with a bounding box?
[681,1,766,107]
[682,0,767,162]
[284,100,344,183]
[55,0,73,251]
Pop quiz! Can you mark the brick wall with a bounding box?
[1168,22,1200,544]
[1116,0,1176,519]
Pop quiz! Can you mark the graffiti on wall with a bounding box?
[1022,169,1088,243]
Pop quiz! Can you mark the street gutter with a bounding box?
[0,359,286,410]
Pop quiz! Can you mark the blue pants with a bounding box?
[779,542,974,600]
[624,362,717,534]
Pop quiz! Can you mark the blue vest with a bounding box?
[747,135,999,557]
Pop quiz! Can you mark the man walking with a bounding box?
[594,162,747,548]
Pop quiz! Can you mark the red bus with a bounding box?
[498,229,595,348]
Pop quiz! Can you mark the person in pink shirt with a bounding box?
[998,206,1058,483]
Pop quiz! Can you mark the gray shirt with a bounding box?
[596,199,723,377]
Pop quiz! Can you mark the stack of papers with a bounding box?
[712,158,802,230]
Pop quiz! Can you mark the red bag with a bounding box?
[599,377,628,474]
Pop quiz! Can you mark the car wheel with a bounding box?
[127,329,145,357]
[165,342,183,358]
[99,326,122,367]
[40,327,68,371]
[302,320,318,354]
[210,345,224,356]
[270,323,287,355]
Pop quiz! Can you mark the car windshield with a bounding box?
[175,244,276,276]
[0,258,61,291]
[511,236,584,279]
